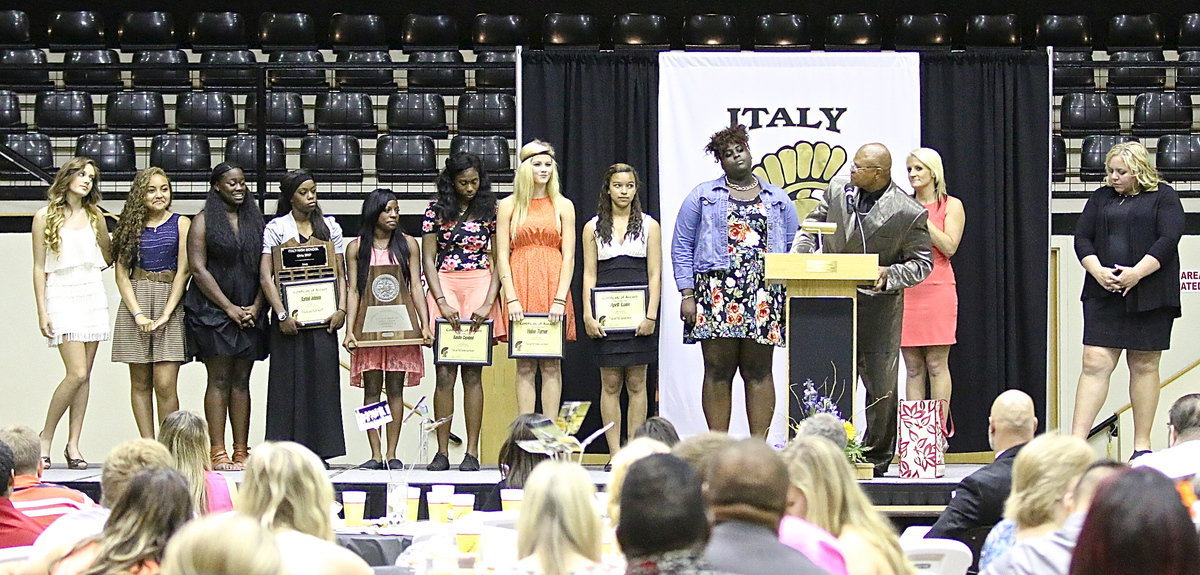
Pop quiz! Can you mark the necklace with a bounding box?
[725,177,758,192]
[1117,191,1140,205]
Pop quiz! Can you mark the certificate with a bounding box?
[434,319,493,365]
[282,278,339,326]
[591,285,648,332]
[508,314,565,359]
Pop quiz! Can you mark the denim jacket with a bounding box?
[672,176,799,290]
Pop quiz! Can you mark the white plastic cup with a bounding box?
[342,490,367,527]
[427,491,452,523]
[406,486,421,521]
[449,493,476,521]
[431,484,455,497]
[500,488,524,512]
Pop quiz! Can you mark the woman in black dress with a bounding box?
[183,163,267,470]
[258,170,347,463]
[1070,141,1184,457]
[582,164,661,456]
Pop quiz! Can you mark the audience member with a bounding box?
[927,389,1037,566]
[981,461,1125,575]
[777,437,849,575]
[979,434,1095,571]
[514,461,609,575]
[606,438,669,524]
[618,454,727,575]
[1069,467,1200,575]
[671,432,734,482]
[0,440,44,549]
[41,468,191,575]
[31,439,171,557]
[481,414,554,511]
[0,427,93,529]
[795,413,849,450]
[631,417,680,448]
[160,513,282,575]
[782,436,911,575]
[1132,393,1200,479]
[239,441,370,575]
[157,411,236,515]
[702,440,826,575]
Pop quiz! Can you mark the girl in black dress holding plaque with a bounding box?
[258,169,347,463]
[344,188,431,469]
[184,163,266,471]
[582,164,661,456]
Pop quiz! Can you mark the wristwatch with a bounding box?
[277,310,289,322]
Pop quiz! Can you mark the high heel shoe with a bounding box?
[41,455,51,470]
[63,448,88,471]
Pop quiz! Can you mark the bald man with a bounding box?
[927,390,1038,565]
[793,143,932,475]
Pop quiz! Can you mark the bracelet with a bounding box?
[336,309,347,314]
[507,298,519,304]
[553,298,567,304]
[681,294,695,300]
[646,316,657,322]
[436,296,446,302]
[132,311,144,318]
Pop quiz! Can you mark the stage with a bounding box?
[47,462,978,523]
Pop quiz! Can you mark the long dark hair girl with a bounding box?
[203,162,262,271]
[596,163,645,245]
[431,152,495,223]
[274,169,331,240]
[356,188,412,291]
[111,167,170,270]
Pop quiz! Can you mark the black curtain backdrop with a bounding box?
[521,51,659,453]
[919,51,1050,452]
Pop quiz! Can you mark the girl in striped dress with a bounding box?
[111,167,191,438]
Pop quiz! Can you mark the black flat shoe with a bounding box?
[459,453,480,472]
[386,458,404,470]
[427,452,450,471]
[1129,449,1152,461]
[63,449,87,471]
[360,459,385,470]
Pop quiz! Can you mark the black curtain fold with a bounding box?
[919,51,1050,451]
[521,51,660,452]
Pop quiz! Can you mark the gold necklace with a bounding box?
[725,177,758,192]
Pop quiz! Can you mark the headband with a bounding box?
[521,150,554,162]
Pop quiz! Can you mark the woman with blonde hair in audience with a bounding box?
[513,461,612,575]
[782,436,913,575]
[238,441,370,575]
[42,467,192,575]
[979,434,1096,570]
[160,513,282,575]
[604,437,669,524]
[157,410,236,515]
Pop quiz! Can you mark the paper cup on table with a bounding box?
[341,491,367,527]
[500,488,523,512]
[406,486,421,521]
[427,491,452,523]
[456,527,482,554]
[450,493,475,521]
[431,484,455,497]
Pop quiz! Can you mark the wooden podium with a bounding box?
[765,252,878,435]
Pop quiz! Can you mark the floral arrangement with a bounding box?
[793,379,867,464]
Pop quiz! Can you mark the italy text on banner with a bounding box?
[658,52,920,444]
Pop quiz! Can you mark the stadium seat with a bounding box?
[131,50,191,92]
[473,14,527,50]
[1059,92,1121,137]
[0,133,53,177]
[1081,135,1139,181]
[48,11,105,51]
[1177,51,1200,93]
[176,91,237,136]
[406,51,466,94]
[1107,14,1163,50]
[0,49,51,92]
[34,91,96,136]
[1156,134,1200,180]
[752,13,810,51]
[245,91,308,137]
[75,133,137,179]
[683,14,739,51]
[376,134,437,183]
[1052,135,1066,182]
[894,14,952,51]
[106,91,168,135]
[118,11,176,51]
[1051,51,1095,94]
[612,14,671,51]
[259,12,317,51]
[150,134,211,181]
[1034,15,1091,48]
[62,49,123,94]
[224,134,287,179]
[1180,14,1200,50]
[0,90,26,133]
[200,50,258,92]
[542,13,600,50]
[1131,92,1193,137]
[268,51,328,92]
[450,135,511,180]
[189,12,247,51]
[965,14,1021,49]
[458,93,516,138]
[385,93,447,138]
[335,50,395,92]
[475,51,516,94]
[1106,51,1166,95]
[315,92,377,137]
[300,135,363,182]
[825,13,881,51]
[330,14,388,51]
[402,14,459,51]
[0,10,31,48]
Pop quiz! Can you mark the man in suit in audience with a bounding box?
[0,439,44,549]
[703,440,827,575]
[927,390,1038,564]
[792,142,932,476]
[0,426,95,528]
[981,461,1125,575]
[1132,393,1200,479]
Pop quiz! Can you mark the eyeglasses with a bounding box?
[850,164,883,173]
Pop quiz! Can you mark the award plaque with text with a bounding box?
[591,285,648,332]
[352,264,425,346]
[433,318,493,365]
[272,237,341,329]
[508,314,565,359]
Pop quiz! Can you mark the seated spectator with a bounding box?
[0,427,94,529]
[157,411,237,515]
[795,413,848,450]
[631,417,680,447]
[481,414,554,511]
[1069,467,1200,575]
[43,468,192,575]
[671,432,734,482]
[703,440,826,575]
[979,434,1095,571]
[1,439,44,549]
[160,513,282,575]
[239,441,371,575]
[1132,393,1200,480]
[982,461,1125,575]
[618,454,728,575]
[926,389,1037,568]
[31,439,172,558]
[782,436,910,575]
[514,460,610,575]
[605,437,669,523]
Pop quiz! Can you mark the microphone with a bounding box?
[844,184,857,211]
[843,183,868,257]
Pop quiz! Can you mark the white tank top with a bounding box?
[591,214,648,260]
[44,225,105,273]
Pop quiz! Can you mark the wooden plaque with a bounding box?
[352,264,425,346]
[272,237,342,329]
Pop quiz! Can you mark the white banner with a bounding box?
[658,52,921,444]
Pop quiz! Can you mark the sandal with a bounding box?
[41,455,51,470]
[232,445,251,468]
[211,446,239,471]
[63,448,88,471]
